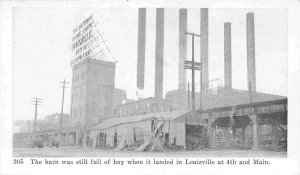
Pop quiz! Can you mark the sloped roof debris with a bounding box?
[91,110,191,130]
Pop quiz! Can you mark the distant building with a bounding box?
[44,113,70,128]
[114,88,127,107]
[165,87,286,111]
[124,99,135,103]
[13,113,70,133]
[13,125,21,134]
[13,120,30,133]
[114,97,173,117]
[13,119,51,133]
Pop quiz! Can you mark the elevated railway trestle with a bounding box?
[196,98,287,151]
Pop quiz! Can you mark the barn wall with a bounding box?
[115,120,151,145]
[90,120,152,147]
[90,130,98,148]
[169,121,185,148]
[105,127,115,147]
[90,119,188,149]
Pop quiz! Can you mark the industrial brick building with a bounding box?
[70,59,116,126]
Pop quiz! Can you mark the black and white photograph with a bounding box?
[11,7,287,157]
[1,0,300,174]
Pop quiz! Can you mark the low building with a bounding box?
[114,88,127,107]
[165,87,286,111]
[44,113,71,129]
[13,119,48,133]
[114,97,173,117]
[13,120,31,133]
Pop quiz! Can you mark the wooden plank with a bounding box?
[235,109,243,116]
[270,104,285,112]
[201,113,209,119]
[242,108,254,115]
[135,139,151,152]
[221,110,231,117]
[211,112,220,119]
[256,106,270,114]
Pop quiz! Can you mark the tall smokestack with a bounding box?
[136,8,146,90]
[178,9,187,91]
[224,22,232,88]
[201,8,209,86]
[246,12,256,92]
[154,8,164,99]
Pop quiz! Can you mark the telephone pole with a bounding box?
[187,82,190,109]
[200,69,203,111]
[59,79,69,140]
[31,97,42,132]
[185,32,201,110]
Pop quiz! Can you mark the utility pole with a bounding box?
[185,32,201,110]
[200,69,203,111]
[31,97,42,132]
[59,79,69,140]
[187,82,190,109]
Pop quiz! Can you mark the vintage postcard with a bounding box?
[1,0,300,174]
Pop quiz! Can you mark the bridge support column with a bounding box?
[83,131,87,147]
[92,134,97,148]
[242,127,248,148]
[258,125,262,149]
[208,118,216,149]
[224,127,232,148]
[232,127,236,138]
[249,115,260,150]
[75,131,80,146]
[271,122,280,151]
[65,132,69,145]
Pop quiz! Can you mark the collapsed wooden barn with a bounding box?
[89,110,208,151]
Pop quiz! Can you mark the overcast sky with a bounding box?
[13,8,287,121]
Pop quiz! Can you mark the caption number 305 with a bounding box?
[13,159,24,164]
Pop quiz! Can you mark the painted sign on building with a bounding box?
[71,15,115,66]
[71,15,94,66]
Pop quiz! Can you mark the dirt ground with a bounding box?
[13,147,287,158]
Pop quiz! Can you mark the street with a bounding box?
[13,147,287,157]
